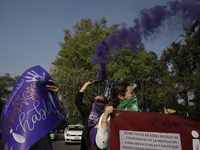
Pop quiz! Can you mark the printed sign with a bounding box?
[0,65,64,150]
[119,131,181,150]
[110,110,200,150]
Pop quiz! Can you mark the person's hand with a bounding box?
[79,80,95,92]
[164,108,176,114]
[46,80,63,108]
[104,106,114,118]
[85,80,95,86]
[101,106,114,128]
[46,80,59,95]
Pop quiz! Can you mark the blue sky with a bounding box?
[0,0,184,77]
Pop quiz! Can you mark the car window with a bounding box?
[50,130,54,133]
[68,126,84,131]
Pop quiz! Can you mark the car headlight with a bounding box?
[67,134,71,136]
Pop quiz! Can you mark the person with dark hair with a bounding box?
[75,80,108,150]
[96,83,176,150]
[108,83,138,110]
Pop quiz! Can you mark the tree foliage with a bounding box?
[51,17,120,124]
[145,29,200,116]
[0,73,20,113]
[51,17,163,124]
[51,17,200,124]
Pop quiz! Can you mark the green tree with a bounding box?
[0,73,20,113]
[52,17,200,122]
[105,48,161,111]
[51,17,165,120]
[51,17,119,124]
[156,28,200,117]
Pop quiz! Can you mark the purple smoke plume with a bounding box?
[140,0,200,36]
[92,38,109,82]
[92,0,200,82]
[108,19,143,56]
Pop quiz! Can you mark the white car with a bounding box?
[64,125,84,144]
[50,130,58,140]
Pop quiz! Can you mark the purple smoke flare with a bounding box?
[107,20,143,56]
[92,0,200,81]
[108,0,200,54]
[92,38,109,82]
[139,0,200,36]
[140,5,169,37]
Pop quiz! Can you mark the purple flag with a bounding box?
[0,65,64,150]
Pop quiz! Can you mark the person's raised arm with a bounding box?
[101,106,114,128]
[75,80,95,117]
[96,106,114,149]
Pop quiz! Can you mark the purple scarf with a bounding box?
[88,102,104,128]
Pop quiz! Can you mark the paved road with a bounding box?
[52,132,81,150]
[0,133,81,150]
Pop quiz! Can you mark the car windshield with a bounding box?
[50,130,54,133]
[68,126,84,131]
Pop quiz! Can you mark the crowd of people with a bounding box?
[75,80,176,150]
[6,79,175,150]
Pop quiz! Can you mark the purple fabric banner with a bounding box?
[0,65,64,150]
